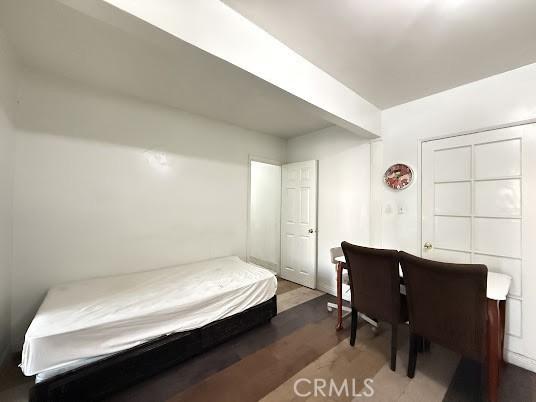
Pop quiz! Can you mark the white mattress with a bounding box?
[20,256,277,379]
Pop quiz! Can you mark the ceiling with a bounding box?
[0,0,332,137]
[223,0,536,108]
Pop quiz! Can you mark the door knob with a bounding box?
[424,242,433,250]
[308,228,315,234]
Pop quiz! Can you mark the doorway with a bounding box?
[248,159,282,274]
[248,159,319,288]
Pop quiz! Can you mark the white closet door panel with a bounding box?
[435,182,471,216]
[474,179,521,217]
[474,139,521,179]
[474,218,521,258]
[430,248,471,264]
[434,216,471,251]
[434,146,472,182]
[506,298,522,337]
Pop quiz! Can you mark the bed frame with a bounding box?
[29,295,277,402]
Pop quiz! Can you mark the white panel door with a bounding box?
[422,124,536,362]
[281,160,318,288]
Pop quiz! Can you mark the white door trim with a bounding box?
[420,117,536,145]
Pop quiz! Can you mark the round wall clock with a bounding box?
[384,163,414,191]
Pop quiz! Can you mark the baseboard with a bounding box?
[505,351,536,373]
[316,282,336,296]
[317,282,352,301]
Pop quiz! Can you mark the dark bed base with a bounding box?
[29,295,277,402]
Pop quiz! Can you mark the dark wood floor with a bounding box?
[106,294,342,401]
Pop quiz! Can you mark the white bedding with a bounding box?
[20,256,277,379]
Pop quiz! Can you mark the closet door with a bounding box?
[422,124,536,364]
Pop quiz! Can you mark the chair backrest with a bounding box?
[330,246,343,265]
[341,242,401,324]
[398,251,488,361]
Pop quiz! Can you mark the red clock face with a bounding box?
[384,164,413,190]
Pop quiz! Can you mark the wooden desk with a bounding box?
[334,255,511,402]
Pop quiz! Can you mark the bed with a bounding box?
[21,256,277,401]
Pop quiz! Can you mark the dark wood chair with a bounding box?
[398,251,495,400]
[341,242,408,371]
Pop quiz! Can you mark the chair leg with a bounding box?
[481,362,488,402]
[407,333,419,378]
[350,307,358,346]
[390,323,398,371]
[423,338,431,352]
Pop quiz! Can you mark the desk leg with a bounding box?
[336,262,343,331]
[487,299,501,402]
[499,300,506,369]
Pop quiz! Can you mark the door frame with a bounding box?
[417,117,536,258]
[246,155,283,275]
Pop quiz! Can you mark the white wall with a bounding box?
[375,62,536,370]
[287,126,371,296]
[10,68,286,346]
[248,161,281,272]
[0,30,15,365]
